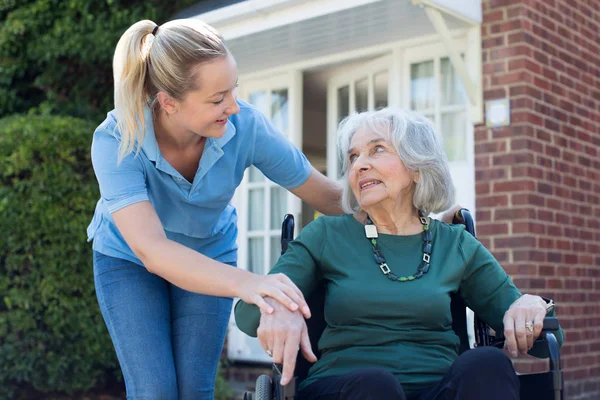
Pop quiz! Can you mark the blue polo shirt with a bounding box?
[87,100,312,266]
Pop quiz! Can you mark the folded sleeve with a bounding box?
[234,216,326,337]
[250,111,312,189]
[91,128,149,214]
[458,231,564,357]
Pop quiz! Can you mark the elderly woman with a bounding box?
[235,108,563,400]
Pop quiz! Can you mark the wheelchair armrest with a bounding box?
[490,317,561,371]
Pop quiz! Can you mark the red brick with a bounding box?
[479,2,597,396]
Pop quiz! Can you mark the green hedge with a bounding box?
[0,114,119,398]
[0,115,233,399]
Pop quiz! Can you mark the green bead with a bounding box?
[407,275,415,280]
[399,276,407,282]
[371,239,377,245]
[423,225,429,231]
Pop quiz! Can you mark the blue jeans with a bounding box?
[93,251,234,400]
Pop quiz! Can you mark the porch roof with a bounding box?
[185,0,478,75]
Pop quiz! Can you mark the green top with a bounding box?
[234,214,563,395]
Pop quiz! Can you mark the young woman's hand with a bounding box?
[236,273,311,319]
[257,298,317,386]
[502,294,547,357]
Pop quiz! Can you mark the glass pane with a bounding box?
[249,91,268,114]
[270,186,287,230]
[248,237,264,274]
[410,61,434,111]
[270,236,281,268]
[271,89,289,133]
[355,78,368,112]
[374,71,388,109]
[337,85,350,123]
[248,165,264,183]
[440,58,466,106]
[248,188,265,230]
[441,111,467,162]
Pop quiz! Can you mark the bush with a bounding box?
[0,114,234,399]
[0,114,117,398]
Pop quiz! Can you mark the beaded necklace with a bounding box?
[364,212,432,281]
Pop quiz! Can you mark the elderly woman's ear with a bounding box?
[412,172,419,184]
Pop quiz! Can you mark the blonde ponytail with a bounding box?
[113,20,155,161]
[112,18,227,162]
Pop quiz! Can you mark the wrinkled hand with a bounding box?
[237,273,311,319]
[257,298,317,386]
[502,294,547,358]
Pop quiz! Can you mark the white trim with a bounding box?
[466,26,483,124]
[416,6,483,124]
[424,7,477,106]
[326,56,392,179]
[228,71,304,364]
[195,0,385,40]
[412,0,482,25]
[239,29,468,82]
[402,41,476,214]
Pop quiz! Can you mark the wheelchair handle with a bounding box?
[281,214,295,255]
[452,208,476,238]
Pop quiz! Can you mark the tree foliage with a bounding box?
[0,0,195,121]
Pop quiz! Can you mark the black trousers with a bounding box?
[298,347,519,400]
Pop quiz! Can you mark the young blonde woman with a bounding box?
[88,18,458,399]
[87,18,342,399]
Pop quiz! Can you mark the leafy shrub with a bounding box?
[0,114,234,399]
[0,0,197,121]
[0,114,117,398]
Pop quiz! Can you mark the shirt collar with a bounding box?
[140,107,237,160]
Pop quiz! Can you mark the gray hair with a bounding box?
[337,107,455,215]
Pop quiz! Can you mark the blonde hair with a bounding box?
[112,19,228,161]
[337,108,455,215]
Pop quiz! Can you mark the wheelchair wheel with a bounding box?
[254,374,273,400]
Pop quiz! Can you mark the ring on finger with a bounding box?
[525,321,534,333]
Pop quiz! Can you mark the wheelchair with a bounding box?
[244,209,563,400]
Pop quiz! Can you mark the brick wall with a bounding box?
[479,0,600,399]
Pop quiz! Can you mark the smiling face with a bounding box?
[163,53,240,139]
[347,127,416,212]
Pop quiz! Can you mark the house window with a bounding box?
[409,57,468,162]
[245,89,290,275]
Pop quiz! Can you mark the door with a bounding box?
[227,71,304,363]
[326,56,392,179]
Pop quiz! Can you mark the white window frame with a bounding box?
[326,55,393,179]
[228,71,304,363]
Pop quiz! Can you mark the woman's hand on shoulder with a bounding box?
[236,272,312,318]
[257,298,317,386]
[440,205,463,223]
[502,294,547,358]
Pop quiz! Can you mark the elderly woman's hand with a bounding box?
[257,298,317,385]
[502,294,547,357]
